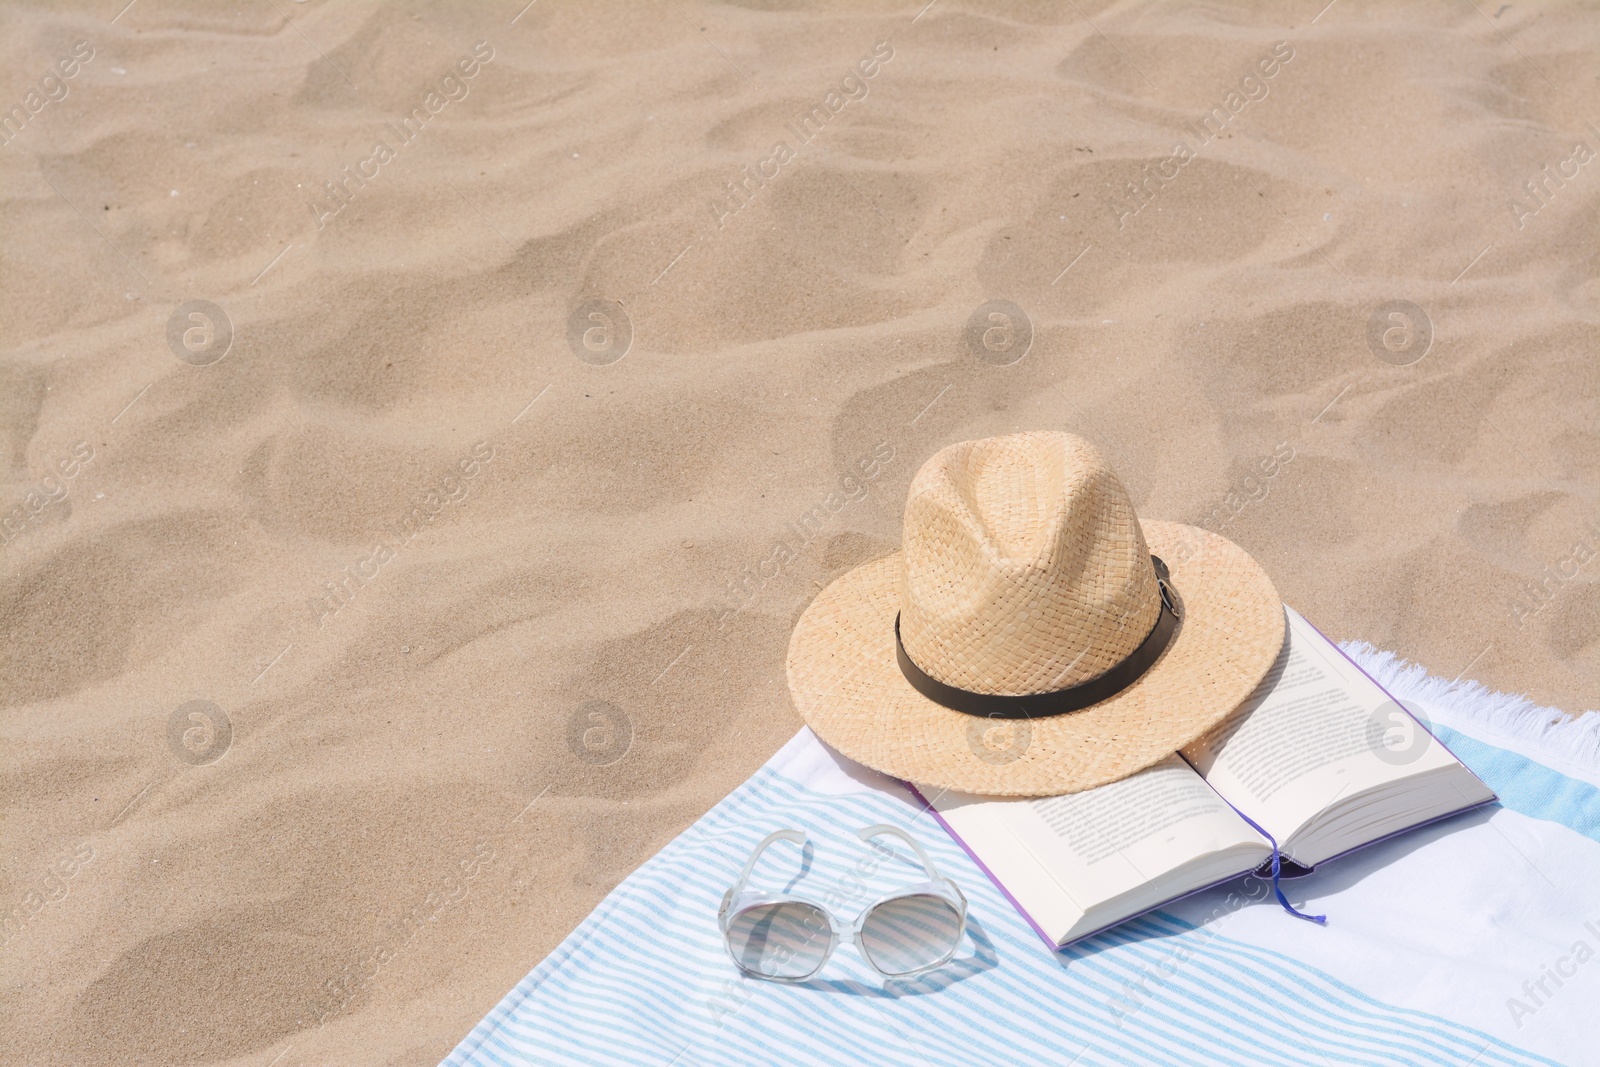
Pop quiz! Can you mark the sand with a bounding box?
[1,1,1595,1063]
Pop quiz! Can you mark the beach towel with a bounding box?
[442,643,1600,1067]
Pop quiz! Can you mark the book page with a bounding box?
[935,755,1264,914]
[1182,606,1461,846]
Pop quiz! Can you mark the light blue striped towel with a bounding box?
[443,644,1599,1067]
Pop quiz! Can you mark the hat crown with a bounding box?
[898,431,1160,696]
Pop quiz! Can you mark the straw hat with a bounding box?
[786,431,1285,796]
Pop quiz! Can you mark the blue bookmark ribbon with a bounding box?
[1229,806,1328,925]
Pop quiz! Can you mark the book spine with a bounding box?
[902,781,1061,951]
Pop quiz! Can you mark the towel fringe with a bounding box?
[1341,640,1600,771]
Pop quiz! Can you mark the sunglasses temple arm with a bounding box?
[721,829,806,926]
[856,824,947,883]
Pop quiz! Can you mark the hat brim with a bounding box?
[785,521,1286,797]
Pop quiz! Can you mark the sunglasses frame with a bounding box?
[717,824,968,982]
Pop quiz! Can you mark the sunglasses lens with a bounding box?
[725,902,831,979]
[859,894,962,976]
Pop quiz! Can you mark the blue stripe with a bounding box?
[1083,924,1453,1067]
[1435,725,1600,843]
[1058,945,1336,1067]
[1088,920,1466,1067]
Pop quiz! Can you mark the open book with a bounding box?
[920,607,1496,948]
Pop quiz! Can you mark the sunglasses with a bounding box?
[717,824,968,982]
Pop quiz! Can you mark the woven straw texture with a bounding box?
[900,433,1162,694]
[786,432,1285,796]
